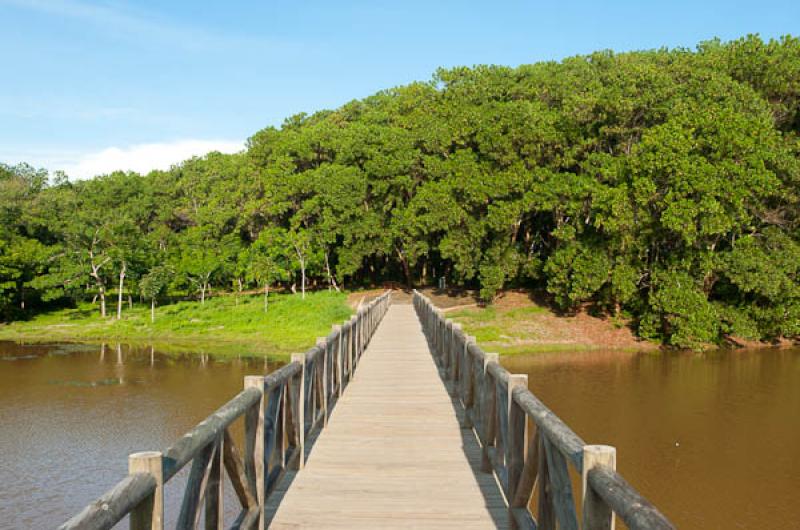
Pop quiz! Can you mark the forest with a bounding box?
[1,34,798,349]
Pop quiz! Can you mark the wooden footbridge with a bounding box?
[61,291,674,530]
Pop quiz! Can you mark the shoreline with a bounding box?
[0,291,353,359]
[1,287,793,359]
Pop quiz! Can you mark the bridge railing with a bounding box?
[413,290,675,530]
[60,290,392,530]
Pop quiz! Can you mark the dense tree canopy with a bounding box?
[2,35,799,348]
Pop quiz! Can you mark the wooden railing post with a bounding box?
[480,352,499,473]
[443,319,453,391]
[358,309,363,357]
[507,374,528,530]
[128,451,163,530]
[348,315,357,372]
[205,433,224,530]
[243,376,266,529]
[438,310,445,360]
[583,445,617,530]
[462,335,476,429]
[450,322,462,396]
[316,337,328,426]
[333,325,343,398]
[291,353,306,470]
[342,319,352,384]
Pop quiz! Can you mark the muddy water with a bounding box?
[0,341,283,529]
[503,348,800,530]
[3,341,799,529]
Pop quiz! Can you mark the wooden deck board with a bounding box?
[268,303,508,529]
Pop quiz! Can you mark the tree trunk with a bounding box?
[400,257,412,289]
[300,259,306,300]
[117,262,126,320]
[264,283,269,312]
[396,246,413,289]
[99,286,106,318]
[324,252,340,292]
[128,295,132,310]
[200,283,206,304]
[151,298,155,323]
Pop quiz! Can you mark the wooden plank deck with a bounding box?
[267,302,509,529]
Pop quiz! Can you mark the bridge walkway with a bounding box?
[267,302,508,529]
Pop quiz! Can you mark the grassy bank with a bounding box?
[444,291,657,355]
[0,291,353,358]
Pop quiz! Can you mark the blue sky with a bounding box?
[1,0,798,178]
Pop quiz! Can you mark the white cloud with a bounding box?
[54,139,244,179]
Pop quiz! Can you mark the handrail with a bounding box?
[587,467,674,530]
[412,290,675,530]
[162,386,262,481]
[60,290,392,530]
[60,473,157,530]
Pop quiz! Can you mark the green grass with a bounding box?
[449,305,546,322]
[448,306,499,322]
[449,306,547,348]
[448,302,634,356]
[0,291,353,359]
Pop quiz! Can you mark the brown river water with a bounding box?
[503,348,800,530]
[0,341,798,529]
[0,341,281,529]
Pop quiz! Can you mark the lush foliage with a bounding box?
[2,35,799,348]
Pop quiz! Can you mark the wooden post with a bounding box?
[582,445,617,530]
[243,375,265,529]
[342,320,352,384]
[462,335,476,429]
[507,374,528,530]
[333,325,343,398]
[480,353,499,473]
[348,316,356,373]
[128,451,163,530]
[537,435,555,530]
[205,434,224,530]
[451,322,462,395]
[316,337,328,426]
[361,308,366,356]
[355,312,359,364]
[357,310,363,360]
[437,310,445,360]
[291,353,306,470]
[443,319,451,373]
[432,308,439,355]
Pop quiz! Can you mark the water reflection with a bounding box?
[0,341,283,528]
[503,348,800,530]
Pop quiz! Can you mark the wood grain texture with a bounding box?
[128,451,163,530]
[269,303,508,529]
[582,445,616,530]
[587,467,676,530]
[58,473,156,530]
